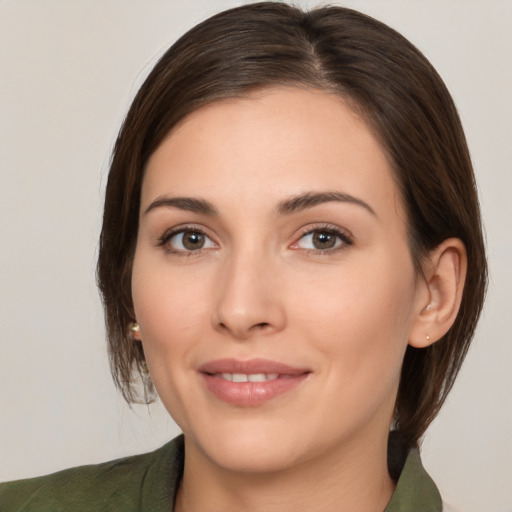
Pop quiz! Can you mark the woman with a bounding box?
[0,2,487,511]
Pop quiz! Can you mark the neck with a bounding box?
[175,431,395,512]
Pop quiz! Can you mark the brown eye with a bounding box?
[312,231,337,250]
[295,227,351,252]
[182,231,205,250]
[166,229,215,252]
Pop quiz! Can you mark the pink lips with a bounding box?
[198,358,311,406]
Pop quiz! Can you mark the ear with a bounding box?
[408,238,467,348]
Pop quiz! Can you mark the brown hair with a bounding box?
[97,2,487,449]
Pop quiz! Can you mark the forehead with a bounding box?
[142,87,403,223]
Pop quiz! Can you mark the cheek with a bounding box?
[131,259,211,373]
[130,261,215,429]
[292,253,417,380]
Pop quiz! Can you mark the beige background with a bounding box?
[0,1,511,510]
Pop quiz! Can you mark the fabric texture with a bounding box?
[0,434,442,511]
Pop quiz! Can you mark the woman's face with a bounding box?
[132,87,427,473]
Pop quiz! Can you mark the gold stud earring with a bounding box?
[129,322,140,333]
[426,335,431,341]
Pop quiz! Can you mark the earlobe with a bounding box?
[409,238,467,348]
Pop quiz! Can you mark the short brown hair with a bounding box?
[97,2,487,449]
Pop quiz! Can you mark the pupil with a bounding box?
[313,231,335,249]
[183,232,204,250]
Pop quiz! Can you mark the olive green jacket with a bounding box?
[0,435,442,511]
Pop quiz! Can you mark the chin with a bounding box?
[187,418,312,474]
[206,440,301,474]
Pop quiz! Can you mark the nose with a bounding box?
[213,250,286,340]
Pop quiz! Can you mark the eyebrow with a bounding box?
[144,191,376,217]
[144,196,218,216]
[276,191,376,217]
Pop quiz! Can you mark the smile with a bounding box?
[199,359,311,406]
[215,373,279,382]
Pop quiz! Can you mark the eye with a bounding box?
[293,227,352,252]
[160,228,216,253]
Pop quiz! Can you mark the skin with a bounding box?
[131,87,464,512]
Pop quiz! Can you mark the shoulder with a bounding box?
[0,436,184,512]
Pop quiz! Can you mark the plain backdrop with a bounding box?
[0,1,511,511]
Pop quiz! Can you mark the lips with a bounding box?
[198,358,311,406]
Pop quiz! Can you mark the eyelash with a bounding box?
[157,225,215,257]
[156,224,353,257]
[292,224,353,255]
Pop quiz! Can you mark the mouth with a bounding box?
[212,372,280,382]
[198,358,311,406]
